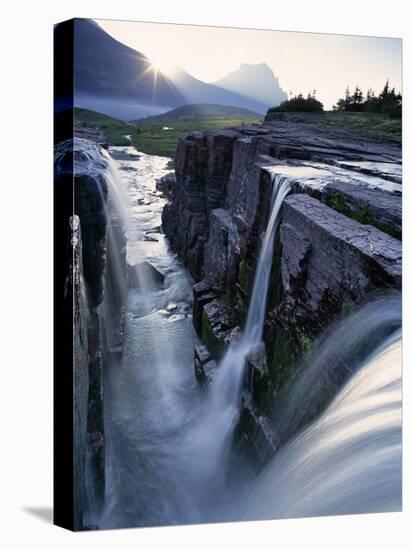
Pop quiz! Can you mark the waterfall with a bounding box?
[243,175,292,344]
[189,174,292,474]
[71,138,130,354]
[269,291,402,447]
[68,138,132,526]
[240,324,402,519]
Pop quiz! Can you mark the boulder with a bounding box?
[201,298,239,357]
[156,172,176,199]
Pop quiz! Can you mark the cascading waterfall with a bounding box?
[72,138,130,352]
[270,291,402,447]
[240,323,402,519]
[70,138,134,526]
[188,174,292,475]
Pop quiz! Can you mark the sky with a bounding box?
[97,19,402,109]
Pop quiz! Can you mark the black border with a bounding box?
[53,18,75,531]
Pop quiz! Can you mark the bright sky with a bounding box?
[97,19,402,109]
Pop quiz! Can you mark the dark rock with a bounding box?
[74,123,109,149]
[246,342,268,375]
[162,130,240,281]
[74,172,108,307]
[194,344,217,386]
[203,208,239,288]
[245,342,270,407]
[127,261,165,290]
[279,194,402,337]
[236,391,278,468]
[192,280,220,335]
[201,298,239,357]
[71,216,89,530]
[156,172,176,199]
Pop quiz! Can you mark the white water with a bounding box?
[76,142,402,529]
[241,330,402,519]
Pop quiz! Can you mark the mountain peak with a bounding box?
[214,63,287,107]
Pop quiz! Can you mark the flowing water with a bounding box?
[241,330,402,519]
[80,142,402,529]
[184,175,292,476]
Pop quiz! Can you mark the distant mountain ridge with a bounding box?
[214,63,288,107]
[57,19,286,120]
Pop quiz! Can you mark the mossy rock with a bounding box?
[200,309,222,357]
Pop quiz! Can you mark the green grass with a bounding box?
[75,108,262,158]
[312,111,401,144]
[75,108,401,161]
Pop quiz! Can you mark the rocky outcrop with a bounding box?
[320,180,402,238]
[162,130,240,281]
[162,116,402,467]
[194,345,217,386]
[156,172,175,199]
[277,194,402,339]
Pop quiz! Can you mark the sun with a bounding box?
[149,54,177,77]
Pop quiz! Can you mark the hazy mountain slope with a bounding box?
[58,19,274,120]
[214,63,287,107]
[171,67,268,114]
[135,103,261,122]
[72,19,184,120]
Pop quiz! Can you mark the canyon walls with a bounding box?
[162,114,402,465]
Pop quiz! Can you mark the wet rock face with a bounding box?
[203,208,240,289]
[201,298,240,358]
[278,194,402,337]
[162,130,239,281]
[74,173,108,307]
[194,345,217,386]
[192,280,220,335]
[235,391,278,468]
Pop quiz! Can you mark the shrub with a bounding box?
[271,91,323,113]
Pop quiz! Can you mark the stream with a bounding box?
[100,147,248,528]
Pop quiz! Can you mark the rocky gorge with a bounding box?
[162,112,402,461]
[55,111,402,530]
